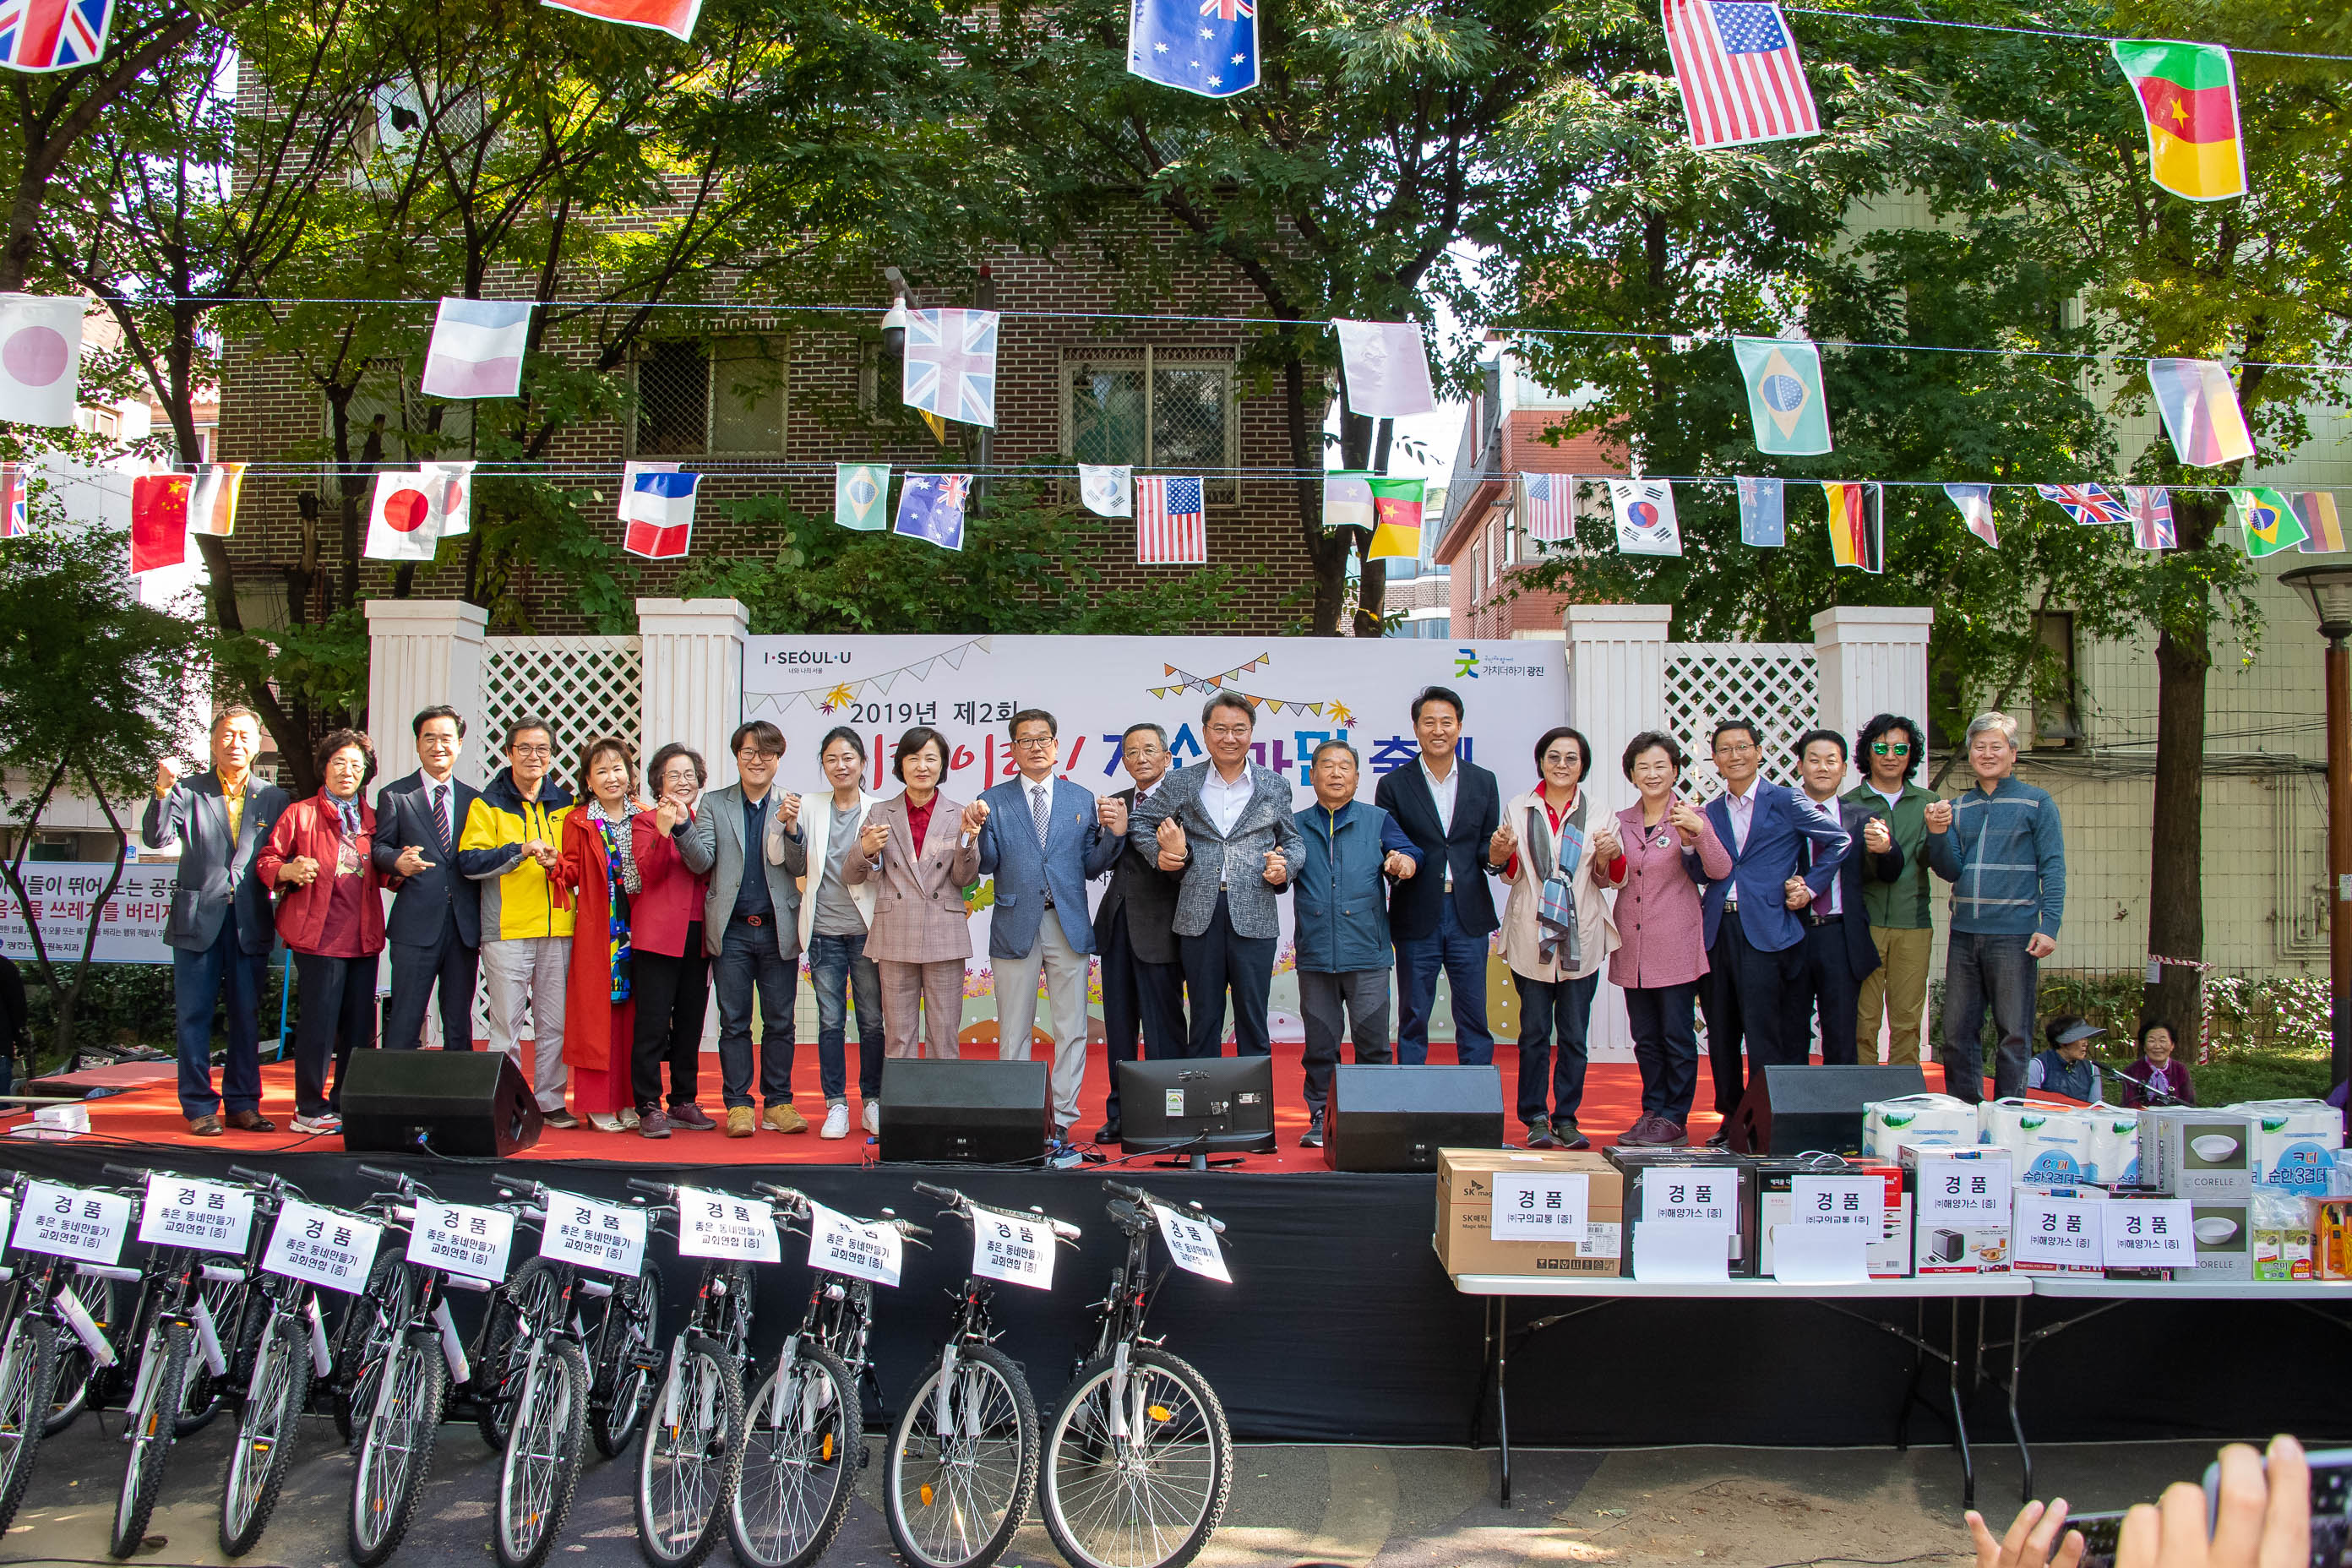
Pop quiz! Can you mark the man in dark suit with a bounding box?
[1374,685,1505,1066]
[141,705,290,1135]
[1695,718,1852,1138]
[1786,729,1903,1065]
[373,705,482,1053]
[1094,722,1187,1141]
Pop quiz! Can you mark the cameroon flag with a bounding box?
[2110,40,2246,202]
[1366,476,1425,562]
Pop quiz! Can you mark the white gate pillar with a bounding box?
[1563,603,1673,1063]
[1811,606,1934,758]
[365,599,489,783]
[638,598,750,787]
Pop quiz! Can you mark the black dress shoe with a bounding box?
[1094,1120,1123,1144]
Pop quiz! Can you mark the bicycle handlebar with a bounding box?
[356,1164,411,1187]
[1103,1179,1148,1203]
[1101,1179,1224,1234]
[752,1181,808,1208]
[225,1165,270,1184]
[625,1178,673,1199]
[102,1162,148,1181]
[912,1180,960,1202]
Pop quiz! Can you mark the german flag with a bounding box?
[1821,482,1881,574]
[2110,41,2246,202]
[2295,492,2347,555]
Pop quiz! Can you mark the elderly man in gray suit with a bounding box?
[1127,690,1304,1059]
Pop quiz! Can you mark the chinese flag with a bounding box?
[130,473,191,574]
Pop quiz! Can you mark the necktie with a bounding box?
[433,785,452,857]
[1032,782,1051,848]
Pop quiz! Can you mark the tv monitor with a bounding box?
[1115,1057,1278,1163]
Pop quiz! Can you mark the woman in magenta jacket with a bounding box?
[258,728,392,1136]
[1595,730,1732,1149]
[629,743,716,1137]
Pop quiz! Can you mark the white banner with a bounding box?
[0,863,177,965]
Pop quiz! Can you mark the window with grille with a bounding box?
[1062,347,1238,498]
[635,336,788,456]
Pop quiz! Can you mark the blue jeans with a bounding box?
[1395,896,1494,1065]
[808,932,884,1104]
[715,918,798,1108]
[1514,970,1598,1126]
[1941,929,2038,1103]
[174,923,268,1119]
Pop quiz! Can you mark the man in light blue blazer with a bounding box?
[972,708,1124,1141]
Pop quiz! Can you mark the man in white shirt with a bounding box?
[1785,729,1900,1065]
[1373,686,1506,1065]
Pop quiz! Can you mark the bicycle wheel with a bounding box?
[636,1331,746,1568]
[479,1259,561,1453]
[109,1319,192,1560]
[0,1314,57,1538]
[220,1315,312,1557]
[175,1274,242,1436]
[333,1254,416,1446]
[495,1338,589,1568]
[883,1342,1037,1568]
[592,1263,662,1460]
[729,1340,856,1568]
[349,1331,448,1568]
[1039,1348,1231,1568]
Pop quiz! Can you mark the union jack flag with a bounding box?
[902,308,998,428]
[2034,482,2132,527]
[0,462,22,537]
[1519,473,1576,543]
[0,0,113,72]
[1199,0,1252,18]
[2126,486,2175,551]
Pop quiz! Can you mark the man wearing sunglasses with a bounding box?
[1843,713,1937,1066]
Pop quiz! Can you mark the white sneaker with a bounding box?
[862,1101,880,1135]
[819,1103,851,1140]
[291,1112,341,1135]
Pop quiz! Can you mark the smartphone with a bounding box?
[2067,1511,2126,1568]
[2202,1446,2352,1567]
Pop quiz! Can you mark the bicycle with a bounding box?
[1037,1179,1233,1568]
[729,1181,928,1568]
[882,1181,1081,1568]
[0,1171,77,1538]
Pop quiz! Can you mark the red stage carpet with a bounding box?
[17,1043,1729,1173]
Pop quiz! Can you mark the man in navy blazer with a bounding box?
[372,706,483,1054]
[1373,686,1506,1066]
[971,709,1124,1141]
[1786,729,1903,1066]
[141,705,290,1135]
[1695,719,1851,1135]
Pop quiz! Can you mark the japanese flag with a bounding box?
[422,460,474,536]
[0,294,82,427]
[364,471,443,560]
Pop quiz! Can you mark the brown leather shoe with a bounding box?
[725,1106,755,1138]
[188,1113,223,1137]
[223,1108,277,1133]
[765,1103,808,1135]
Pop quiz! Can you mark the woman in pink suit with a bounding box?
[847,727,981,1063]
[629,743,716,1138]
[1597,730,1733,1148]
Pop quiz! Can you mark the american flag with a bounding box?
[0,462,22,538]
[902,308,999,428]
[0,0,113,72]
[1662,0,1821,151]
[1135,476,1206,564]
[1520,473,1576,542]
[2034,483,2132,527]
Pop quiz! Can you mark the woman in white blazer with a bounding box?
[772,726,885,1140]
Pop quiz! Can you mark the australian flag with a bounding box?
[1129,0,1257,98]
[894,473,971,553]
[0,0,113,70]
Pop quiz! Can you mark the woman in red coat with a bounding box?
[258,728,394,1136]
[557,737,645,1130]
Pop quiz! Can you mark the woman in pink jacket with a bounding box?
[629,743,716,1138]
[1595,730,1732,1148]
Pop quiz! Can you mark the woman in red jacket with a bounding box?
[258,728,395,1136]
[558,737,645,1130]
[629,743,716,1138]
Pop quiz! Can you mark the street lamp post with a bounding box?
[2281,563,2352,1092]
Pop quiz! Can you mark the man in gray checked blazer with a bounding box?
[1126,690,1304,1059]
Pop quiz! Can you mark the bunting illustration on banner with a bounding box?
[419,297,531,400]
[185,462,244,536]
[1609,479,1682,557]
[623,469,699,559]
[2231,486,2306,558]
[363,471,441,561]
[1135,476,1206,564]
[1737,476,1785,547]
[1322,471,1375,531]
[129,473,189,574]
[1366,476,1425,561]
[421,460,473,537]
[2294,491,2346,554]
[2126,486,2176,550]
[0,293,81,425]
[2110,40,2245,202]
[1944,482,1998,547]
[0,0,114,72]
[2146,357,2255,467]
[1662,0,1821,150]
[1147,652,1271,698]
[539,0,700,41]
[1822,482,1882,573]
[1333,320,1438,419]
[834,463,890,531]
[1732,336,1832,455]
[894,472,971,551]
[1127,0,1258,98]
[1521,474,1575,543]
[617,460,678,520]
[749,637,994,715]
[902,309,999,427]
[2035,483,2132,527]
[1078,464,1132,519]
[0,462,23,537]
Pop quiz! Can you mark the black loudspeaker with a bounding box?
[1729,1063,1927,1156]
[879,1059,1050,1164]
[340,1050,542,1158]
[1324,1064,1505,1172]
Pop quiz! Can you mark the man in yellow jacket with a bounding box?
[457,717,578,1126]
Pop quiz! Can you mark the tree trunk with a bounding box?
[1284,352,1349,635]
[2143,496,2222,1043]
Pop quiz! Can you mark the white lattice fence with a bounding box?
[1663,644,1820,798]
[480,635,644,784]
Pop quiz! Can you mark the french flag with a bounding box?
[539,0,700,41]
[420,297,531,400]
[623,470,699,559]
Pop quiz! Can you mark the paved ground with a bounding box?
[0,1412,2235,1568]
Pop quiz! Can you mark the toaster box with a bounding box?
[1606,1150,1758,1277]
[1435,1149,1624,1277]
[2139,1108,2257,1200]
[1903,1145,2014,1274]
[1756,1161,1910,1278]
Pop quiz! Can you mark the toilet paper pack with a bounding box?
[1864,1094,1979,1161]
[1979,1099,2098,1184]
[2223,1100,2344,1191]
[2082,1107,2142,1186]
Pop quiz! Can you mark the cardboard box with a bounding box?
[1903,1146,2013,1273]
[1606,1150,1757,1277]
[2139,1108,2257,1200]
[2012,1184,2109,1274]
[2223,1100,2344,1191]
[1756,1162,1910,1278]
[1863,1094,1979,1161]
[2187,1199,2252,1279]
[1435,1148,1624,1277]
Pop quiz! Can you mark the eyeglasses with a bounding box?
[509,745,552,759]
[737,748,780,762]
[1871,741,1912,756]
[1207,725,1252,739]
[1012,735,1055,749]
[1715,741,1757,755]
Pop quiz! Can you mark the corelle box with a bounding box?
[2187,1198,2253,1279]
[1756,1160,1911,1278]
[1902,1146,2013,1274]
[1434,1148,1625,1277]
[1863,1094,1979,1161]
[1606,1148,1759,1277]
[2223,1100,2344,1192]
[2139,1108,2257,1200]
